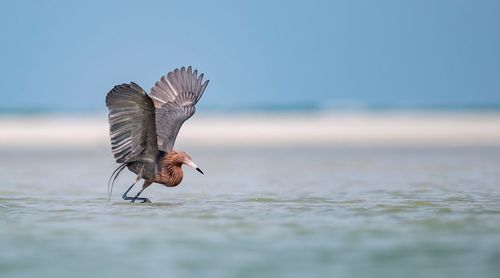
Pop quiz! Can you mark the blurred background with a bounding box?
[1,1,500,278]
[1,0,500,113]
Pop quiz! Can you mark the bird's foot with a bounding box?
[130,197,151,204]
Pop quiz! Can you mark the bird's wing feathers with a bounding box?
[105,82,159,174]
[149,66,209,152]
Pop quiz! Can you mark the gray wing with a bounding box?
[149,66,209,152]
[105,82,159,179]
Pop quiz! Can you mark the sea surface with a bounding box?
[1,147,499,278]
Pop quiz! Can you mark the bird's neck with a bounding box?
[154,154,184,187]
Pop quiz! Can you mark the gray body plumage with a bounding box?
[105,67,209,182]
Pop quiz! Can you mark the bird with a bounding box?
[105,66,209,203]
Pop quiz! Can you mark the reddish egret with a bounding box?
[105,66,208,203]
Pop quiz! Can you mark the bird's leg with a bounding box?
[122,180,138,202]
[131,181,152,203]
[130,188,150,203]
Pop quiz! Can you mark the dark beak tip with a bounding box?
[196,168,204,175]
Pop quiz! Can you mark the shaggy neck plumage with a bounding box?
[155,152,184,187]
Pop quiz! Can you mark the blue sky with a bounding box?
[0,0,499,112]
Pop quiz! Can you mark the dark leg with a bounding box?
[131,181,153,203]
[122,180,138,201]
[130,188,150,203]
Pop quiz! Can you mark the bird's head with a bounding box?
[177,151,204,175]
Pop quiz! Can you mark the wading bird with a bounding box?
[105,66,208,203]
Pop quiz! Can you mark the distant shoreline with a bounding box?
[2,102,500,115]
[1,111,500,149]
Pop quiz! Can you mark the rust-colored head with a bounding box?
[169,151,204,175]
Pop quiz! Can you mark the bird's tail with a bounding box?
[107,163,128,201]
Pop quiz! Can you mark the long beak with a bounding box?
[186,160,204,175]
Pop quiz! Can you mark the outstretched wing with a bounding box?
[149,66,209,152]
[105,82,159,170]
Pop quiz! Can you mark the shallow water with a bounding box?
[1,147,500,278]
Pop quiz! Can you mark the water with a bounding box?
[1,147,500,278]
